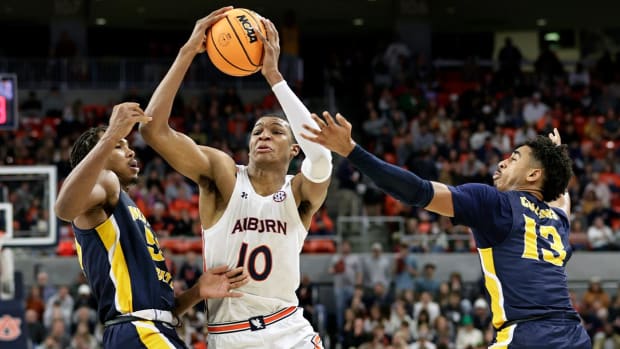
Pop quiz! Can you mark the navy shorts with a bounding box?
[103,320,187,349]
[491,317,591,349]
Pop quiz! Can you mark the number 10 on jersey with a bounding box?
[236,242,273,281]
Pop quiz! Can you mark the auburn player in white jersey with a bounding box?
[140,8,331,349]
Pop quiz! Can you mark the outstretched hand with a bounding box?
[106,102,151,140]
[300,111,357,157]
[198,265,248,299]
[548,127,562,146]
[185,6,233,53]
[257,17,282,84]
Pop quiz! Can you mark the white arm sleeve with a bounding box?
[272,81,332,183]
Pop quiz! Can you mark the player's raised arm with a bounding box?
[55,103,151,222]
[258,18,332,210]
[301,112,456,217]
[546,128,571,216]
[140,7,234,183]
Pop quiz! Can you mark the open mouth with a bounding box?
[129,160,139,170]
[493,171,500,180]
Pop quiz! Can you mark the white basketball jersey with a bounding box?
[202,165,307,324]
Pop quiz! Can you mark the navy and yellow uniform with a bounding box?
[74,191,186,348]
[450,184,591,349]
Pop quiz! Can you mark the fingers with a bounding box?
[335,113,351,130]
[323,111,336,126]
[225,291,244,298]
[225,266,244,278]
[209,265,230,274]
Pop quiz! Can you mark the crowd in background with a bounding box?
[1,34,620,348]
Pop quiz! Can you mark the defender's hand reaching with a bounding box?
[198,265,248,299]
[301,111,356,157]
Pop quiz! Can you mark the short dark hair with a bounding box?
[524,136,573,201]
[70,126,107,168]
[255,115,296,143]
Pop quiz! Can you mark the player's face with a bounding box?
[493,145,540,191]
[106,138,140,186]
[249,117,297,165]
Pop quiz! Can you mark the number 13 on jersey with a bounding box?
[522,215,567,266]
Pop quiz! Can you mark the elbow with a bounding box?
[53,201,73,223]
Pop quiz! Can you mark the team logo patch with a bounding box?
[273,191,286,202]
[0,315,21,341]
[249,316,266,331]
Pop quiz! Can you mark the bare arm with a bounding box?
[259,18,331,215]
[55,103,150,222]
[173,266,248,317]
[140,8,235,183]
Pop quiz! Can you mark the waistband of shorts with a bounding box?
[207,306,298,334]
[496,312,581,331]
[104,309,179,328]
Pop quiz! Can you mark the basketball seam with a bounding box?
[209,21,254,74]
[238,9,264,67]
[226,13,260,70]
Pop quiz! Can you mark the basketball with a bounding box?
[206,8,266,77]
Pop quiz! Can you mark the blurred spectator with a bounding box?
[69,321,99,349]
[72,284,97,312]
[20,90,44,117]
[587,216,616,251]
[296,274,316,325]
[497,37,523,88]
[343,315,369,349]
[410,323,437,349]
[25,308,46,346]
[522,92,549,126]
[584,172,612,208]
[582,276,611,311]
[534,43,565,84]
[309,203,335,235]
[416,263,440,297]
[389,300,415,339]
[279,9,303,85]
[414,291,440,324]
[471,298,492,331]
[393,241,418,295]
[36,271,57,303]
[177,251,202,289]
[335,160,363,231]
[45,318,71,349]
[569,62,590,90]
[363,242,392,290]
[25,285,46,320]
[329,239,362,336]
[42,86,65,118]
[455,314,484,349]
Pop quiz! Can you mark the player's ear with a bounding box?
[290,144,300,158]
[526,168,542,183]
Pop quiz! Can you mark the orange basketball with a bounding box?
[206,8,266,77]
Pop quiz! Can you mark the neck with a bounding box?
[247,163,287,195]
[517,187,543,201]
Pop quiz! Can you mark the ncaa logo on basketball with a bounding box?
[0,315,21,341]
[236,15,258,43]
[273,191,286,202]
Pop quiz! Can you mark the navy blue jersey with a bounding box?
[449,183,577,330]
[73,191,175,324]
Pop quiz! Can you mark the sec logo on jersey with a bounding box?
[273,191,286,202]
